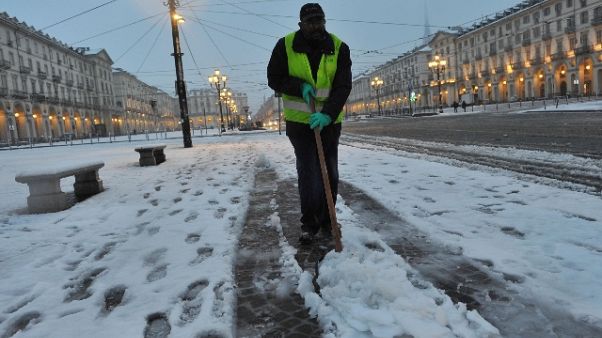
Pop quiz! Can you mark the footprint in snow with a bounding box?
[190,247,213,265]
[185,233,201,244]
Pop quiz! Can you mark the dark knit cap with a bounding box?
[300,3,325,21]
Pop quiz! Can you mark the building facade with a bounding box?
[347,47,432,116]
[452,0,601,104]
[0,12,120,145]
[348,0,602,115]
[255,94,281,129]
[113,70,178,134]
[188,88,249,130]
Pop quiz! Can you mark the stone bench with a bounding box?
[135,144,166,166]
[15,161,105,213]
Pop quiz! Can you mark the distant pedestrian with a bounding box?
[452,101,459,113]
[461,100,467,112]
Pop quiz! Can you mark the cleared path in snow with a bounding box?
[234,168,321,337]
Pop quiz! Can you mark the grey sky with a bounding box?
[3,0,520,111]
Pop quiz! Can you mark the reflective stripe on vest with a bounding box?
[282,32,344,125]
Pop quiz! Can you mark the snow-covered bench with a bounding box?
[15,161,105,213]
[135,144,166,166]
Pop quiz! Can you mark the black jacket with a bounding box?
[267,30,352,136]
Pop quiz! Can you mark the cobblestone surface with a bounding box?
[234,168,322,337]
[237,168,602,337]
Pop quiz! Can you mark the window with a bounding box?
[581,11,589,24]
[580,32,588,46]
[555,2,562,15]
[533,27,541,38]
[556,38,564,51]
[567,0,573,7]
[557,19,562,32]
[569,37,577,49]
[523,15,530,24]
[533,11,540,24]
[580,0,587,7]
[544,7,551,16]
[597,30,602,44]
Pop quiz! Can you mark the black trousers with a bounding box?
[288,123,341,235]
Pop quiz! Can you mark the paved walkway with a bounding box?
[235,169,602,337]
[235,168,321,337]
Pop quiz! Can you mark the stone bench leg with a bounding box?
[138,150,157,166]
[25,179,69,213]
[154,149,166,164]
[74,170,104,199]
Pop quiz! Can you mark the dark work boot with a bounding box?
[299,231,314,245]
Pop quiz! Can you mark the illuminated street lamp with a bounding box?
[370,76,384,116]
[428,55,447,114]
[208,69,227,133]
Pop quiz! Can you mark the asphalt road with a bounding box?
[342,111,602,159]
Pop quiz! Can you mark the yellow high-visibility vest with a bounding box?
[282,32,344,124]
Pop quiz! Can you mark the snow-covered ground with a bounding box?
[0,124,601,337]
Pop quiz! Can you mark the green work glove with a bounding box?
[301,83,316,105]
[309,112,332,131]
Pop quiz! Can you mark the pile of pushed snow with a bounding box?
[288,200,500,338]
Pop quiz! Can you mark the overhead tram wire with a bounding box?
[179,27,205,81]
[179,9,447,29]
[134,61,267,75]
[115,14,166,63]
[215,0,293,31]
[186,16,271,52]
[187,10,232,68]
[40,0,119,31]
[184,16,280,39]
[136,16,170,73]
[71,11,166,44]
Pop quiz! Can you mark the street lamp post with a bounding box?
[208,69,227,134]
[370,76,384,116]
[167,0,192,148]
[428,55,447,114]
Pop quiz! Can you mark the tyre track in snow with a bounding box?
[341,134,602,193]
[336,180,602,338]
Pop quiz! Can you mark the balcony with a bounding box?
[32,93,47,102]
[77,82,84,89]
[542,31,552,40]
[463,59,470,65]
[480,70,490,77]
[575,45,591,55]
[47,96,61,104]
[495,66,504,74]
[512,62,523,70]
[504,45,513,52]
[522,38,531,47]
[551,51,565,61]
[0,87,8,97]
[564,25,576,34]
[475,53,483,61]
[530,56,543,65]
[52,75,62,83]
[86,83,94,91]
[12,90,29,100]
[489,49,497,56]
[19,65,32,74]
[66,79,74,87]
[593,16,602,26]
[37,70,47,79]
[0,59,10,70]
